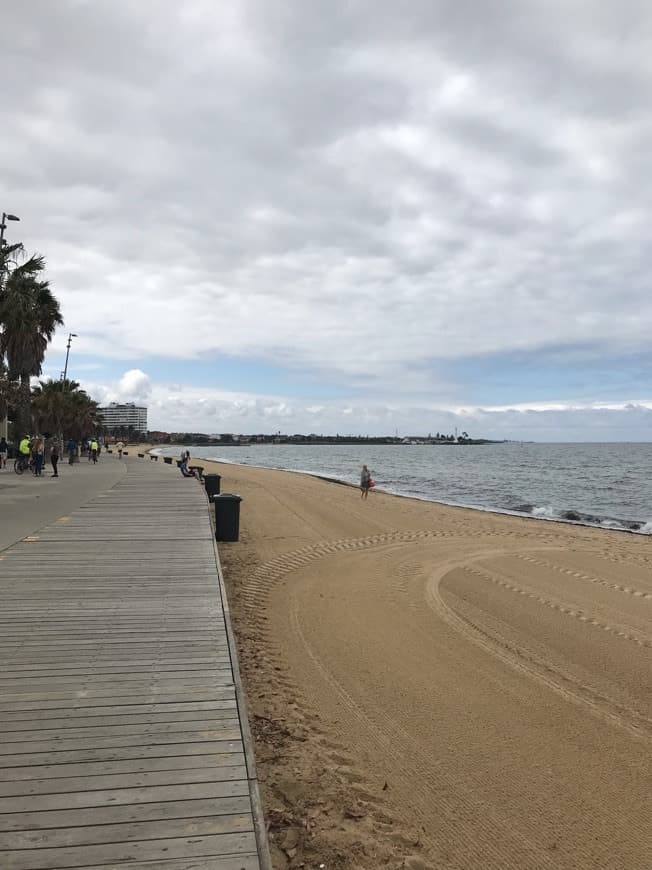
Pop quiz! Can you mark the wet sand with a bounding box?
[199,459,651,869]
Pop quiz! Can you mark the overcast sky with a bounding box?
[3,0,652,439]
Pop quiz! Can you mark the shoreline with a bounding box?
[153,445,652,536]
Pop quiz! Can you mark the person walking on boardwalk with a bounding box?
[50,439,60,477]
[90,438,99,464]
[0,437,7,469]
[66,437,76,465]
[360,464,373,499]
[33,438,44,477]
[116,441,124,459]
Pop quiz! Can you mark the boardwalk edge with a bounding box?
[208,492,273,870]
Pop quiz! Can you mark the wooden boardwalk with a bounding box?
[0,459,269,869]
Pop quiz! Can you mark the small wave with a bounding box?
[531,505,557,520]
[511,503,650,534]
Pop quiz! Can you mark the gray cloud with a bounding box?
[3,1,652,408]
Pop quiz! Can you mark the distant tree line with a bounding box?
[145,431,498,446]
[102,425,147,443]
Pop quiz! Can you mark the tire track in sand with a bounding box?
[463,563,652,649]
[515,552,652,601]
[238,532,652,865]
[241,533,651,742]
[426,559,652,742]
[242,533,567,865]
[287,579,552,868]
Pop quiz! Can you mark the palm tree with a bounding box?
[31,378,70,438]
[0,359,18,428]
[68,389,102,442]
[0,244,23,439]
[32,379,102,442]
[0,254,63,438]
[0,243,23,286]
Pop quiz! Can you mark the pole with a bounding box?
[62,333,76,384]
[0,212,19,292]
[1,215,9,437]
[0,213,7,293]
[0,212,20,440]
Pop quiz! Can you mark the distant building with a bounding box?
[99,402,148,434]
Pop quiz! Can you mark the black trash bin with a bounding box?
[214,494,242,541]
[163,456,173,464]
[204,473,221,499]
[176,459,183,468]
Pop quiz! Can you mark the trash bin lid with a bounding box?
[215,493,241,501]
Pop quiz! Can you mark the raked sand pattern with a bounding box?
[206,459,651,869]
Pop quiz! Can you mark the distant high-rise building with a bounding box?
[99,402,148,434]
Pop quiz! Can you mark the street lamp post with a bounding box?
[62,333,78,385]
[0,212,20,293]
[0,212,20,439]
[0,211,20,248]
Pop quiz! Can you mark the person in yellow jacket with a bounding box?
[19,436,31,457]
[90,438,99,464]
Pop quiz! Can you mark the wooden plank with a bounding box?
[56,857,261,870]
[0,690,237,712]
[3,831,258,870]
[0,718,241,742]
[0,686,235,714]
[0,707,238,732]
[0,766,249,815]
[0,752,245,783]
[0,796,252,832]
[0,668,233,684]
[0,700,237,722]
[0,672,235,690]
[0,727,242,756]
[0,649,230,663]
[0,739,244,769]
[0,813,254,850]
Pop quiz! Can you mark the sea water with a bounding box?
[160,442,652,535]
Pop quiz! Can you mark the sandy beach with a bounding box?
[193,457,651,869]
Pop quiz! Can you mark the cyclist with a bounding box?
[19,435,31,462]
[15,435,32,473]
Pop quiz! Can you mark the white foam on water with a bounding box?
[532,505,557,519]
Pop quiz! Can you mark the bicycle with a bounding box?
[14,455,33,475]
